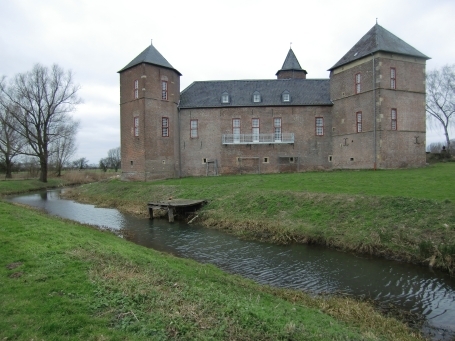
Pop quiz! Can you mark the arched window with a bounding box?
[253,91,261,103]
[281,90,290,102]
[221,92,230,104]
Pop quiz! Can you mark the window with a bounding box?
[162,117,169,137]
[274,118,282,141]
[356,111,362,133]
[390,68,396,89]
[315,117,324,136]
[233,118,240,143]
[190,119,198,138]
[282,91,290,102]
[134,80,139,99]
[252,118,259,142]
[161,81,168,100]
[391,108,397,130]
[263,157,269,163]
[253,91,261,103]
[134,117,139,136]
[221,92,230,104]
[355,73,361,94]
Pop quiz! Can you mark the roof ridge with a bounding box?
[118,43,182,75]
[328,24,429,71]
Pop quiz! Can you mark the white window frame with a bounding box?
[252,118,259,142]
[391,68,396,90]
[315,117,324,136]
[134,80,139,99]
[355,73,361,94]
[221,93,229,103]
[391,108,397,130]
[134,117,139,136]
[162,117,169,137]
[356,111,362,133]
[190,119,198,138]
[233,118,240,143]
[274,118,282,141]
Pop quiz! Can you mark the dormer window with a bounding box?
[253,91,261,103]
[221,92,230,104]
[282,91,290,102]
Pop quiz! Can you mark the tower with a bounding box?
[118,42,181,180]
[276,48,308,79]
[329,24,429,169]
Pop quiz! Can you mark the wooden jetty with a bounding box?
[148,199,206,223]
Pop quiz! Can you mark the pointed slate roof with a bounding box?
[276,48,307,75]
[118,42,181,75]
[329,24,430,71]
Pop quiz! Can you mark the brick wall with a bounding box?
[120,63,180,180]
[330,53,426,169]
[179,105,333,176]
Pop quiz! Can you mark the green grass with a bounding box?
[61,163,455,273]
[0,178,66,195]
[0,201,423,340]
[160,163,455,202]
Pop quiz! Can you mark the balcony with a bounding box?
[222,133,294,145]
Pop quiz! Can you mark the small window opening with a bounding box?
[202,158,207,164]
[328,155,333,162]
[282,91,290,102]
[221,92,230,104]
[253,91,261,103]
[130,160,133,166]
[289,157,295,163]
[263,157,269,163]
[355,73,361,94]
[350,157,354,161]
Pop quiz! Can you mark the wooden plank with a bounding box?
[168,207,174,223]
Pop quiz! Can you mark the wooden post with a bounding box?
[168,207,174,223]
[148,207,154,220]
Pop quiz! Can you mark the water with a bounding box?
[8,189,455,340]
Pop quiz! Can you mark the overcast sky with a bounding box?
[1,0,454,164]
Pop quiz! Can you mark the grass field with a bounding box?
[62,163,455,274]
[0,201,423,340]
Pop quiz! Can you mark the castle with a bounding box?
[119,24,429,181]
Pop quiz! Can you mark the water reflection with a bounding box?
[7,189,455,340]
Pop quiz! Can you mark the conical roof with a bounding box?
[329,24,430,71]
[276,48,307,75]
[118,42,181,75]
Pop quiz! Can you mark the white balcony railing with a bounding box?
[222,133,294,144]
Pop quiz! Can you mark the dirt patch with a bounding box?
[9,272,23,278]
[6,262,23,270]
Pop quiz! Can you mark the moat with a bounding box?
[8,189,455,340]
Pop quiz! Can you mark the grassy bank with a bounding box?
[0,170,118,195]
[0,201,424,340]
[63,164,455,274]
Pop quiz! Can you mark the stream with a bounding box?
[7,189,455,340]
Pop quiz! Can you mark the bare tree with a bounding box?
[99,157,109,172]
[0,64,82,182]
[72,157,88,170]
[428,142,444,153]
[49,119,79,176]
[426,65,455,155]
[107,147,121,172]
[0,99,26,178]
